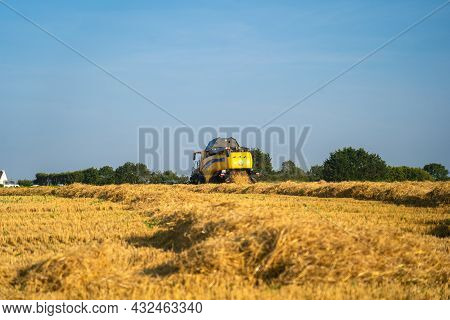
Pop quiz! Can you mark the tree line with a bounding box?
[18,147,448,186]
[24,163,188,186]
[251,147,448,182]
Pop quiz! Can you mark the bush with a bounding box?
[278,160,308,181]
[98,166,116,185]
[115,162,151,184]
[386,166,432,181]
[322,147,388,182]
[147,170,189,184]
[32,162,194,186]
[307,165,324,181]
[35,173,50,186]
[18,180,33,187]
[423,163,448,181]
[251,148,273,175]
[82,168,100,185]
[261,160,308,182]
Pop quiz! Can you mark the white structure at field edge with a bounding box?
[0,170,8,185]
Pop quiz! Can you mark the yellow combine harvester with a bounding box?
[190,137,257,184]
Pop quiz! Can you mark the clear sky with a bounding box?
[1,0,449,179]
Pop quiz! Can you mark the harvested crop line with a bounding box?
[2,181,448,207]
[186,181,450,207]
[0,183,449,299]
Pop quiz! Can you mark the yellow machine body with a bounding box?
[199,151,253,182]
[190,137,255,184]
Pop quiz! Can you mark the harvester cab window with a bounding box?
[193,160,200,169]
[206,139,218,150]
[192,152,201,168]
[204,138,242,157]
[206,138,239,151]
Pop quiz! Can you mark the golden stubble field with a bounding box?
[0,182,449,299]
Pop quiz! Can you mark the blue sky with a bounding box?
[1,0,449,179]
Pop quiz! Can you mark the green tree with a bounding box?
[250,148,273,175]
[115,162,151,184]
[281,160,297,173]
[136,163,151,183]
[423,163,448,181]
[322,147,388,181]
[307,165,324,181]
[18,180,33,187]
[98,166,116,185]
[403,167,431,181]
[82,168,99,185]
[70,171,85,184]
[386,166,432,181]
[115,162,138,184]
[35,173,50,186]
[278,160,307,181]
[386,166,407,181]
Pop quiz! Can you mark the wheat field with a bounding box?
[0,182,448,299]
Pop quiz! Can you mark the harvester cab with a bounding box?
[190,137,257,184]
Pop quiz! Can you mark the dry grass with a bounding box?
[188,181,450,207]
[0,182,448,299]
[230,171,252,184]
